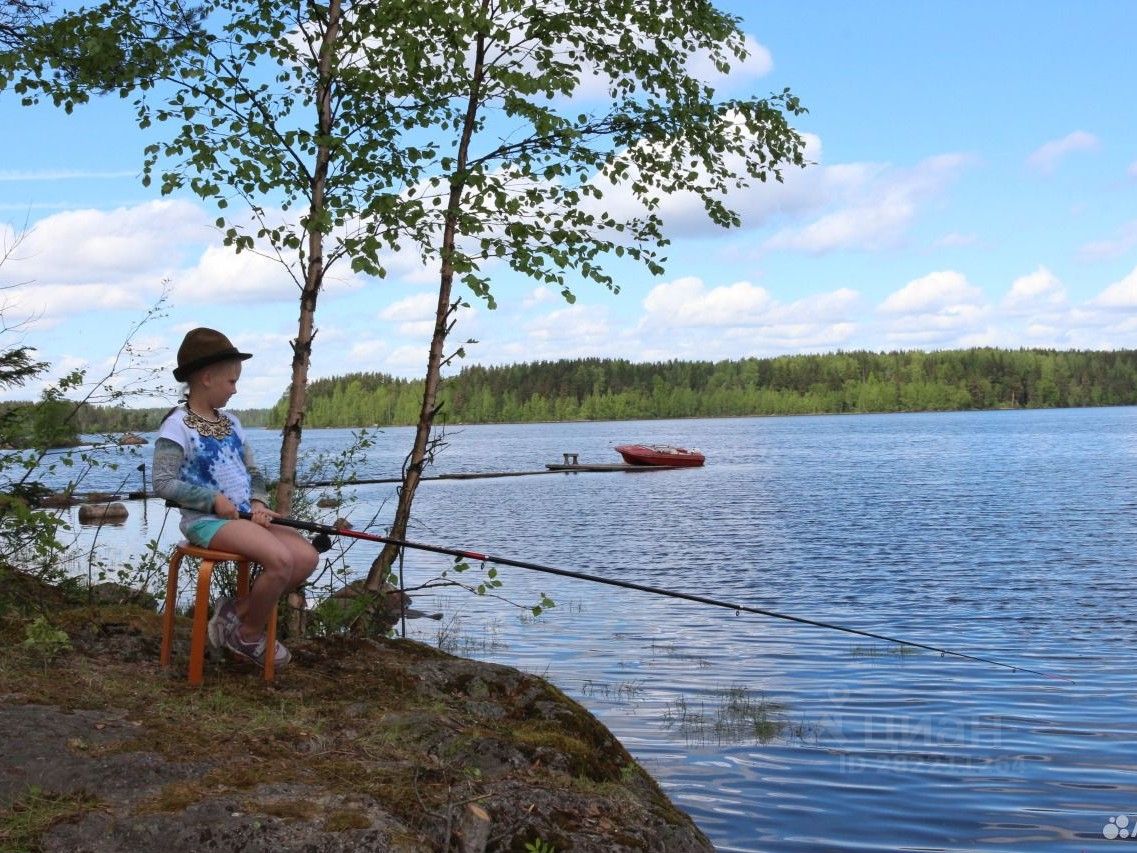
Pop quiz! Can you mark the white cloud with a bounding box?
[454,304,622,371]
[0,169,136,182]
[1078,220,1137,261]
[396,319,437,338]
[1024,322,1066,341]
[522,286,555,308]
[321,267,368,297]
[882,303,989,346]
[1089,265,1137,310]
[0,198,420,320]
[776,289,861,323]
[585,127,967,255]
[766,203,906,253]
[763,153,972,254]
[642,276,773,327]
[3,283,150,325]
[376,244,436,285]
[0,354,100,404]
[584,127,822,243]
[383,344,430,374]
[526,304,612,343]
[347,339,390,363]
[632,275,861,357]
[640,276,863,331]
[731,319,857,350]
[1026,131,1100,174]
[877,271,989,346]
[3,199,208,286]
[934,232,979,249]
[377,291,479,338]
[686,33,773,83]
[0,199,247,326]
[879,270,982,315]
[171,244,301,305]
[1002,266,1066,314]
[380,292,438,322]
[568,29,773,102]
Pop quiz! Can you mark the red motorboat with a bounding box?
[614,444,705,467]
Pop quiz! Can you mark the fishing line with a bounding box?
[241,511,1070,682]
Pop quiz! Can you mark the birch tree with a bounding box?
[346,1,807,586]
[2,0,806,587]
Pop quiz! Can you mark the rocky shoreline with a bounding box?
[0,573,712,852]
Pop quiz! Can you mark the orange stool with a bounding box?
[159,542,279,685]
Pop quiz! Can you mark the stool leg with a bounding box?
[236,560,250,598]
[188,558,215,686]
[263,598,277,683]
[159,551,183,668]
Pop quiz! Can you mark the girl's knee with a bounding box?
[259,542,299,579]
[294,545,319,583]
[254,564,292,598]
[277,538,317,585]
[284,532,319,574]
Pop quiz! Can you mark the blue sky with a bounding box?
[1,0,1135,408]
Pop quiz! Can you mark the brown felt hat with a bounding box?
[173,328,252,382]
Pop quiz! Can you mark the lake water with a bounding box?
[46,408,1137,851]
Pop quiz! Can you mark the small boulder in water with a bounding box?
[78,502,129,524]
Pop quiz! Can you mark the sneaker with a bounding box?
[207,597,240,651]
[223,622,291,669]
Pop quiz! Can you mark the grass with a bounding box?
[663,685,807,745]
[0,787,101,853]
[323,808,372,831]
[579,678,646,701]
[850,643,922,658]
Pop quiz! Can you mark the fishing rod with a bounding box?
[244,511,1070,682]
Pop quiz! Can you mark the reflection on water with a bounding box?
[57,408,1137,851]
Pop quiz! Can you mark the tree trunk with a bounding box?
[366,3,489,588]
[275,0,342,516]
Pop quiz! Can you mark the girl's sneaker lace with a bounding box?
[223,622,291,669]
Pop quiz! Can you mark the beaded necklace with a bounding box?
[184,406,233,439]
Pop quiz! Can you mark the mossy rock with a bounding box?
[0,585,714,853]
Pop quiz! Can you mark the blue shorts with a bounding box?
[185,518,230,547]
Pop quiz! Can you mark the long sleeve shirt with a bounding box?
[152,406,269,535]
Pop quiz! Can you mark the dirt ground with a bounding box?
[0,573,712,853]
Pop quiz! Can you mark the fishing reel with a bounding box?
[310,532,333,553]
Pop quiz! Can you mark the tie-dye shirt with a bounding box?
[152,407,269,536]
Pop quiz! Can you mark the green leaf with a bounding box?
[0,0,805,591]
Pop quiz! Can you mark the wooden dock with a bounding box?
[545,462,671,472]
[51,455,685,504]
[543,452,689,473]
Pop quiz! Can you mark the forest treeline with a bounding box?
[66,406,273,434]
[271,347,1137,427]
[50,348,1137,436]
[5,405,273,446]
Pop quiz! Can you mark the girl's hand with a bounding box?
[213,493,238,519]
[250,500,276,528]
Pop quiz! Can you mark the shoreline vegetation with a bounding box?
[28,347,1137,438]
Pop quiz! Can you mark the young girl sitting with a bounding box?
[153,327,318,669]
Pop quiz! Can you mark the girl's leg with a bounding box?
[268,525,320,587]
[209,519,296,633]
